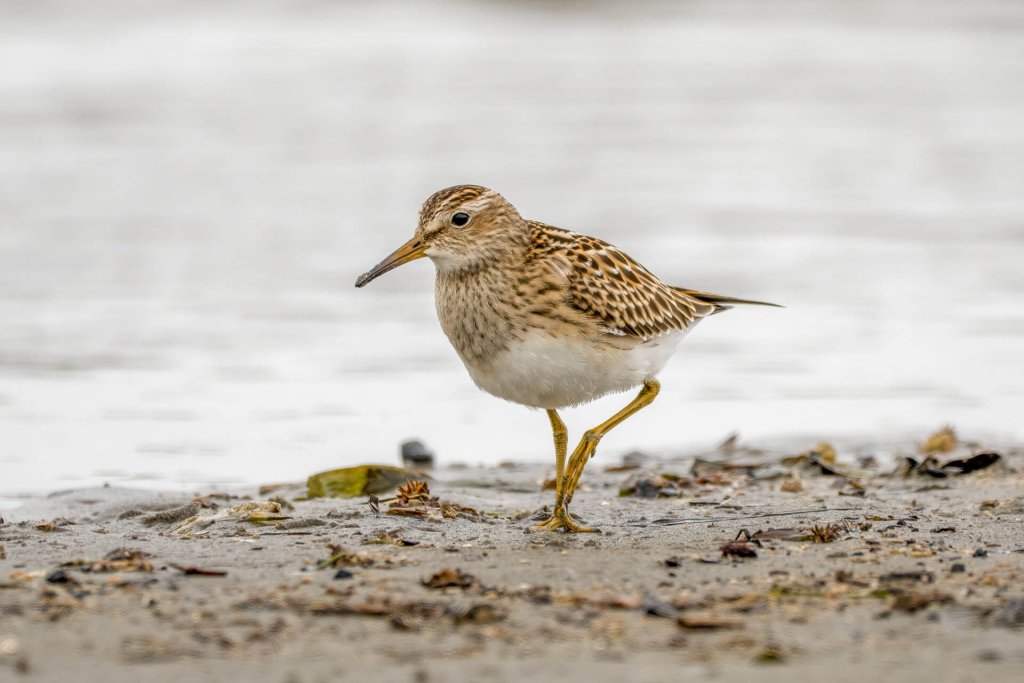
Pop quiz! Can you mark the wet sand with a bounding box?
[2,436,1022,682]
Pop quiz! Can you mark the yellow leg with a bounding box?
[531,410,577,532]
[532,379,661,533]
[547,409,568,499]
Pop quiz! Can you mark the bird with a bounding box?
[355,185,779,532]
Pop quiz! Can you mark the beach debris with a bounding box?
[395,480,432,505]
[810,442,837,465]
[400,439,435,470]
[642,592,679,618]
[921,426,957,454]
[440,502,481,519]
[754,645,787,664]
[721,530,760,558]
[449,603,506,625]
[943,451,1001,473]
[305,465,423,499]
[422,568,477,590]
[45,570,77,585]
[334,569,354,580]
[365,529,419,547]
[605,450,653,473]
[779,473,804,493]
[172,501,291,537]
[169,564,227,577]
[34,518,73,533]
[140,502,202,526]
[718,432,740,452]
[809,523,844,543]
[901,451,1002,478]
[990,598,1024,629]
[890,589,953,613]
[60,548,153,573]
[880,570,935,584]
[619,472,690,498]
[318,544,411,570]
[380,480,481,520]
[677,612,744,630]
[690,458,760,480]
[191,492,250,508]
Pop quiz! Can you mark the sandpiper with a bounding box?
[356,185,779,532]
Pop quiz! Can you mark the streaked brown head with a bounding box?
[355,185,526,287]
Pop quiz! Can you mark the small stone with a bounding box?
[973,548,988,558]
[950,563,966,573]
[45,569,71,584]
[400,439,435,469]
[333,569,354,580]
[621,450,652,467]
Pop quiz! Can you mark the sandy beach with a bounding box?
[2,433,1022,682]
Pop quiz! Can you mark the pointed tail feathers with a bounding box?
[673,288,782,314]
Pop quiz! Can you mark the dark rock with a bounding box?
[334,569,354,580]
[973,548,988,558]
[46,569,72,584]
[400,439,435,469]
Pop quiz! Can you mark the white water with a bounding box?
[2,0,1023,504]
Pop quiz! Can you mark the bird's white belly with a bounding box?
[463,328,690,409]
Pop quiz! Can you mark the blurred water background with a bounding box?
[2,0,1023,505]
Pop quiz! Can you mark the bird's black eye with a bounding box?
[451,212,470,227]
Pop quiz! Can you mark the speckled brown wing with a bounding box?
[529,222,716,341]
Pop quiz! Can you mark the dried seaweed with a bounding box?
[305,465,423,499]
[60,548,153,573]
[422,568,478,590]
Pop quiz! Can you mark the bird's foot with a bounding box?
[529,508,599,534]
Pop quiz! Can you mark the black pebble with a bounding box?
[334,569,354,580]
[973,548,988,558]
[401,439,435,468]
[950,563,966,573]
[46,569,71,584]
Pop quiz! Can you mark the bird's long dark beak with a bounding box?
[355,236,427,288]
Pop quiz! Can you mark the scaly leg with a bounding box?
[530,410,576,532]
[533,379,661,533]
[546,409,568,501]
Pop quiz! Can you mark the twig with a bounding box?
[639,507,863,527]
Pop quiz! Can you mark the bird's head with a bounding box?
[355,185,525,287]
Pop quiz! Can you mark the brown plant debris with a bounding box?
[422,568,478,590]
[318,544,411,570]
[169,564,228,577]
[902,451,1002,478]
[140,503,202,526]
[921,426,957,455]
[809,523,844,543]
[890,589,954,613]
[779,473,804,493]
[171,501,291,537]
[383,481,481,520]
[677,612,744,629]
[365,530,419,547]
[395,480,433,505]
[60,548,153,573]
[619,472,691,498]
[721,531,760,558]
